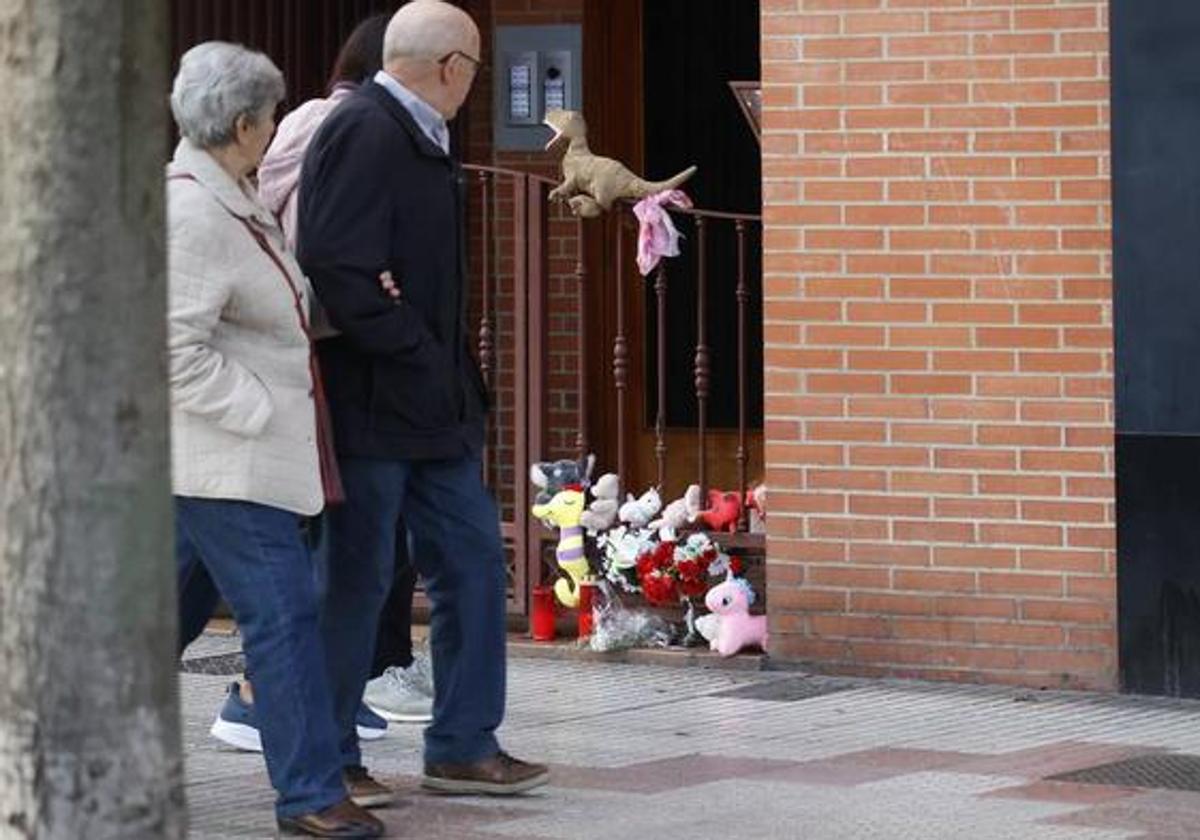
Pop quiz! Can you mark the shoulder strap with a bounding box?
[170,171,310,335]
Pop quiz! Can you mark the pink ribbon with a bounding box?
[633,190,693,276]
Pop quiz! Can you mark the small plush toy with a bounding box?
[693,489,742,533]
[618,487,662,529]
[648,484,702,537]
[530,455,594,504]
[701,573,768,657]
[531,485,589,608]
[580,472,620,533]
[746,483,767,535]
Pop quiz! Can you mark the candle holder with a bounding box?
[531,584,556,642]
[577,579,598,640]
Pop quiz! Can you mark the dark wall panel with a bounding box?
[1112,0,1200,696]
[171,1,401,108]
[1111,0,1200,434]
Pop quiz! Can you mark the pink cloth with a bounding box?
[257,85,355,251]
[632,190,693,276]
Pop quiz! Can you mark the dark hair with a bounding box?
[326,13,390,92]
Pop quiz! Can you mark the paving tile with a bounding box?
[179,635,1200,839]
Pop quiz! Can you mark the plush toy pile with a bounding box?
[530,456,769,656]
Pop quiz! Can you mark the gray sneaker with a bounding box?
[410,650,435,697]
[364,664,433,723]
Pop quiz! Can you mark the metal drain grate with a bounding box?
[1048,753,1200,792]
[709,676,857,703]
[180,651,245,676]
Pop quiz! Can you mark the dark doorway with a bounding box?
[642,0,763,430]
[1112,0,1200,696]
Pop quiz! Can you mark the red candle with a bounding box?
[577,580,597,640]
[531,585,556,642]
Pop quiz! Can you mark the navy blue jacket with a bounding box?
[297,81,486,461]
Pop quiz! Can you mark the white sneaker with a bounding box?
[364,664,433,723]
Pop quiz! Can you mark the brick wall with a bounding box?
[760,0,1115,689]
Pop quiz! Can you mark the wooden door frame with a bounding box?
[582,0,644,486]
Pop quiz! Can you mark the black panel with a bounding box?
[1117,436,1200,696]
[1111,0,1200,434]
[643,0,763,430]
[1112,0,1200,697]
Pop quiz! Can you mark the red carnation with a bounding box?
[652,541,675,568]
[679,575,708,599]
[636,551,658,579]
[641,571,679,606]
[676,557,704,582]
[729,555,745,576]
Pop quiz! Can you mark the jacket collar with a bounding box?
[361,81,450,162]
[168,138,278,227]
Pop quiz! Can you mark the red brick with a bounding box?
[894,521,977,545]
[934,546,1017,569]
[805,37,883,59]
[930,10,1011,32]
[847,397,932,419]
[933,596,1018,620]
[850,445,931,466]
[934,498,1019,520]
[889,83,970,104]
[935,448,1017,470]
[980,572,1064,596]
[887,35,969,58]
[850,592,934,617]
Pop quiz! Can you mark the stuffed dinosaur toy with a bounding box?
[618,486,662,529]
[579,472,620,533]
[648,484,703,537]
[544,109,697,218]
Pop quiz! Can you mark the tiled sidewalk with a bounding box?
[181,636,1200,839]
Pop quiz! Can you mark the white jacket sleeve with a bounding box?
[168,216,273,437]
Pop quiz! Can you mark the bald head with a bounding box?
[383,0,480,66]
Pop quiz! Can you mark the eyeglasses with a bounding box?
[438,50,481,71]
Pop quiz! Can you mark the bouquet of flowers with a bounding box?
[594,524,656,594]
[635,533,721,605]
[597,526,730,602]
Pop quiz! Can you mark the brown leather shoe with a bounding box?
[422,750,549,795]
[277,798,384,837]
[344,765,395,809]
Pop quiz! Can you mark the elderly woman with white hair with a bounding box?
[168,41,383,838]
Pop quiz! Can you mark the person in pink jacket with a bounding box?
[258,14,390,252]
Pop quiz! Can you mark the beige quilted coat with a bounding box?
[166,139,323,516]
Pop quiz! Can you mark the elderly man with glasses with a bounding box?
[297,0,548,798]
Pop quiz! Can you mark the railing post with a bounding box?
[511,173,530,615]
[575,216,588,461]
[525,177,548,591]
[694,217,709,501]
[613,217,629,499]
[655,263,668,490]
[736,219,750,531]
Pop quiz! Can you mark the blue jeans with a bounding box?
[175,497,346,819]
[321,456,507,767]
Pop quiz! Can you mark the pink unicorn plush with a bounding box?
[701,573,768,657]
